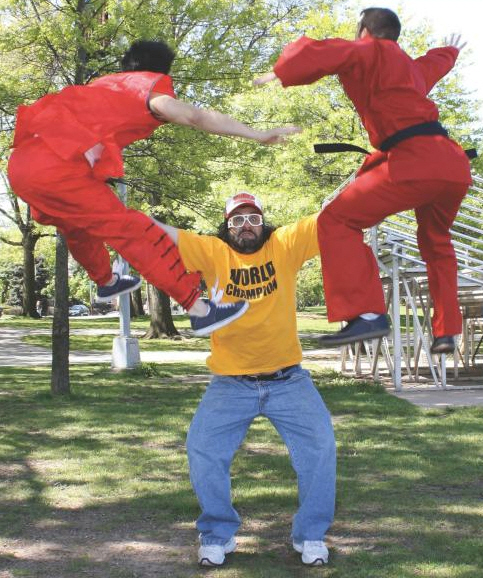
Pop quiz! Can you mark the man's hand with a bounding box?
[253,71,278,86]
[443,33,467,51]
[256,126,302,145]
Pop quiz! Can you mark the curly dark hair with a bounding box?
[217,220,277,254]
[121,40,175,74]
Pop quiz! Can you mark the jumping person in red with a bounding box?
[254,7,472,353]
[8,40,299,336]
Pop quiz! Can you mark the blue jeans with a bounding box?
[186,365,336,546]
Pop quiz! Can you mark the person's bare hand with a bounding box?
[444,33,467,51]
[257,126,302,145]
[253,71,278,86]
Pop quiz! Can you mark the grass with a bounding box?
[22,332,327,352]
[0,313,191,331]
[13,307,422,353]
[23,332,211,352]
[1,363,483,577]
[2,308,335,352]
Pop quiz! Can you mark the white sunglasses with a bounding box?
[227,213,264,228]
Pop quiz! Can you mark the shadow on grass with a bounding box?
[0,365,482,577]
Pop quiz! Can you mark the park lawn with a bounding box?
[23,332,211,352]
[0,308,334,333]
[0,363,482,578]
[0,314,190,331]
[17,306,419,352]
[4,309,332,352]
[0,305,422,341]
[22,332,325,352]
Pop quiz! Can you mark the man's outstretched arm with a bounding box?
[415,33,467,93]
[149,94,300,144]
[152,219,179,245]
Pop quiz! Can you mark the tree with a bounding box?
[51,234,70,395]
[189,1,482,241]
[6,264,22,307]
[0,0,115,393]
[130,287,145,317]
[0,0,480,351]
[144,285,179,338]
[297,258,323,310]
[0,176,53,317]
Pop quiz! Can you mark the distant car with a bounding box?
[69,304,89,316]
[92,301,113,315]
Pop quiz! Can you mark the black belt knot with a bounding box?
[242,364,298,381]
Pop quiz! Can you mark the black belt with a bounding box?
[379,121,448,151]
[241,364,298,381]
[313,142,370,155]
[314,121,477,159]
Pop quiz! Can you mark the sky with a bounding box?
[361,0,482,122]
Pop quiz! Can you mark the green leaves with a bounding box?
[0,0,480,230]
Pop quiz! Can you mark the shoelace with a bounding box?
[209,279,235,308]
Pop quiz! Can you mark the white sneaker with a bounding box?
[198,536,237,566]
[293,540,329,565]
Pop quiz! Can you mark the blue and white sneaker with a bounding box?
[430,336,455,354]
[318,314,390,347]
[190,299,249,337]
[97,273,142,302]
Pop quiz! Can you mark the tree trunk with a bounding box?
[50,0,90,395]
[51,233,70,395]
[22,232,40,318]
[130,286,145,317]
[144,284,179,338]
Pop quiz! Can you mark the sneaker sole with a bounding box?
[97,279,143,302]
[302,557,327,566]
[198,541,237,566]
[430,346,455,354]
[199,558,223,567]
[318,327,390,348]
[192,301,249,337]
[293,543,328,565]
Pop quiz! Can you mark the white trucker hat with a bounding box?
[224,191,263,218]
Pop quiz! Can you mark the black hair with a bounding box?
[358,7,401,41]
[121,40,175,74]
[217,220,277,254]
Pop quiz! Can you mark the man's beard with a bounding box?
[228,231,265,254]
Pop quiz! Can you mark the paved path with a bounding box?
[2,327,483,408]
[0,327,210,366]
[392,387,483,408]
[0,327,338,368]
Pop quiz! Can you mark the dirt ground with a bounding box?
[0,505,341,577]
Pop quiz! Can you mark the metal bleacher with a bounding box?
[330,173,483,389]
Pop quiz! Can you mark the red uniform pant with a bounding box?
[8,139,201,310]
[317,161,468,337]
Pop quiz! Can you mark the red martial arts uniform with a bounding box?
[8,72,201,310]
[274,35,472,337]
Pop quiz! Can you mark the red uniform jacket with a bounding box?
[274,35,471,184]
[12,71,174,180]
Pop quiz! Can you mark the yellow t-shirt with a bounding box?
[178,214,319,375]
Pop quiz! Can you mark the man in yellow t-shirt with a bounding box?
[157,192,335,567]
